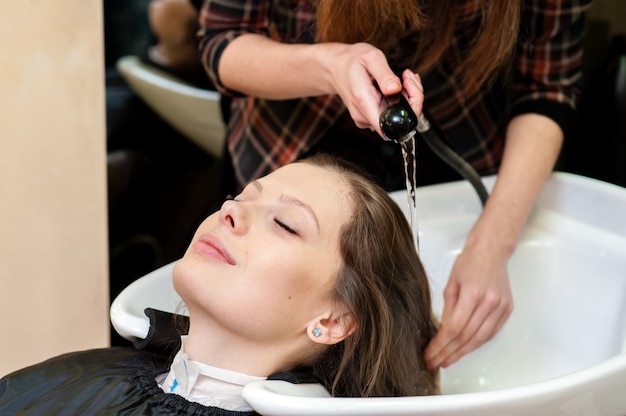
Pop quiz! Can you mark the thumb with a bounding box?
[376,73,402,96]
[366,58,401,96]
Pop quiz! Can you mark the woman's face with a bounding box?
[173,162,352,346]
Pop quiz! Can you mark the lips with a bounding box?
[193,234,236,265]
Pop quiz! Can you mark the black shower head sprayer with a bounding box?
[379,93,418,143]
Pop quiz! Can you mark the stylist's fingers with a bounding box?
[355,47,401,133]
[402,70,424,116]
[361,46,402,96]
[333,43,403,134]
[440,305,511,368]
[424,279,460,366]
[425,284,478,369]
[439,298,502,368]
[351,82,384,131]
[426,285,512,369]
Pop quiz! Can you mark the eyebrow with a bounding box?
[252,180,321,233]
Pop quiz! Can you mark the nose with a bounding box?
[218,199,249,235]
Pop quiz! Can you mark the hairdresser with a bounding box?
[198,0,592,369]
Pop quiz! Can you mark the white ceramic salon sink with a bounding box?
[111,171,626,415]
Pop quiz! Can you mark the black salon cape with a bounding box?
[0,347,258,416]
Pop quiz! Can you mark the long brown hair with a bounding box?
[315,0,521,95]
[301,154,439,397]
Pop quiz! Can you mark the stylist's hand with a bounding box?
[324,43,423,137]
[424,239,513,369]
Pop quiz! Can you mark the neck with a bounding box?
[183,320,314,377]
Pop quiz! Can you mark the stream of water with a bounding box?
[400,136,420,253]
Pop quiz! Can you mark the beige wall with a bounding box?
[0,1,109,375]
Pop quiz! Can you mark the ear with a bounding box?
[307,310,357,345]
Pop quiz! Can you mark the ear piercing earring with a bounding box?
[312,328,322,338]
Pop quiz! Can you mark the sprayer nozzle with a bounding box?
[379,94,418,143]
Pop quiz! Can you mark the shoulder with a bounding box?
[0,348,167,414]
[0,347,258,415]
[4,347,169,380]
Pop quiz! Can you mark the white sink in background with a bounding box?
[116,55,226,158]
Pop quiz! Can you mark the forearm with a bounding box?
[466,113,563,256]
[217,34,412,133]
[218,34,339,99]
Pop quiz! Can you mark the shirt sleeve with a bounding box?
[510,0,593,136]
[198,0,272,95]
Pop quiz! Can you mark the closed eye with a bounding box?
[274,219,297,235]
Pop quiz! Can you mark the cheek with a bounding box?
[233,253,312,314]
[247,254,303,297]
[255,250,338,305]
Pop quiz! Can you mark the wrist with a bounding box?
[310,42,348,95]
[464,217,518,260]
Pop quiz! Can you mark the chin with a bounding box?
[171,256,199,299]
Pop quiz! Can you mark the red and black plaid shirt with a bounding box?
[199,0,592,186]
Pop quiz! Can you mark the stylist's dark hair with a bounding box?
[315,0,521,96]
[300,154,439,397]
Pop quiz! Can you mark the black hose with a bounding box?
[416,114,489,206]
